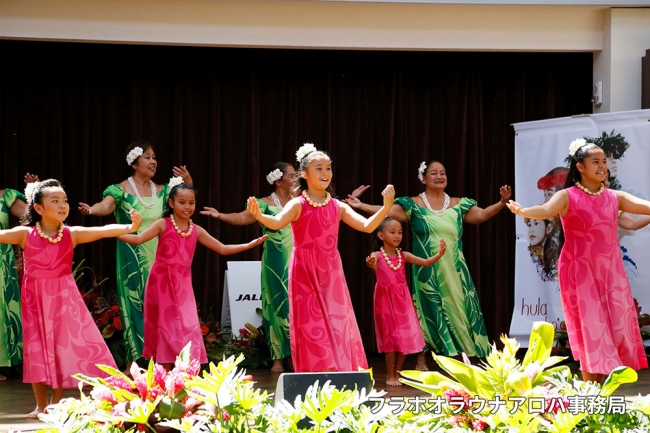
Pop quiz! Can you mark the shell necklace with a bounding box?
[380,247,402,271]
[36,222,64,243]
[420,192,450,217]
[575,182,604,196]
[170,214,194,237]
[302,190,331,208]
[271,192,284,210]
[128,176,157,209]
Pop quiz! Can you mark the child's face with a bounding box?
[169,189,196,220]
[35,187,69,223]
[132,147,158,178]
[577,148,607,184]
[378,220,403,248]
[526,219,549,246]
[301,157,332,191]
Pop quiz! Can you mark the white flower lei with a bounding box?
[296,143,317,163]
[168,176,184,189]
[126,146,144,165]
[266,168,283,184]
[24,182,39,204]
[568,138,587,157]
[417,161,427,181]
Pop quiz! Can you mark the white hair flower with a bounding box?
[296,143,317,163]
[568,138,587,157]
[417,161,427,181]
[168,176,184,189]
[126,146,144,165]
[266,168,283,185]
[24,182,39,204]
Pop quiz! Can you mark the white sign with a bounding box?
[221,261,263,335]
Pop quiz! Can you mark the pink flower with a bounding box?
[153,364,167,389]
[184,396,200,412]
[186,359,201,376]
[149,387,162,400]
[90,386,118,404]
[222,409,231,421]
[525,362,541,382]
[165,371,186,396]
[135,376,149,400]
[473,419,488,431]
[239,328,250,338]
[105,375,134,392]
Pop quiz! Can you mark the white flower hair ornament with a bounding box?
[296,143,317,163]
[24,182,39,205]
[568,138,587,157]
[168,176,184,189]
[417,161,427,181]
[126,146,144,165]
[266,168,283,185]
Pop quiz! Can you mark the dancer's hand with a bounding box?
[128,209,143,232]
[349,185,370,199]
[24,173,40,184]
[438,239,447,256]
[246,197,262,221]
[172,165,193,186]
[200,206,221,219]
[248,234,268,247]
[499,185,512,204]
[343,195,362,209]
[78,202,93,216]
[366,254,378,269]
[506,200,522,215]
[381,185,395,207]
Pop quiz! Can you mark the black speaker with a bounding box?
[274,371,373,405]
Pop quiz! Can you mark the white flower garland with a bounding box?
[168,176,184,189]
[568,138,587,157]
[417,161,427,181]
[266,169,283,184]
[296,143,317,163]
[126,146,144,165]
[24,182,39,204]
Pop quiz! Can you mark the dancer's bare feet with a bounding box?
[386,377,403,387]
[271,359,284,373]
[415,353,429,371]
[27,407,45,419]
[0,373,6,381]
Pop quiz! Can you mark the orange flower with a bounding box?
[200,325,209,336]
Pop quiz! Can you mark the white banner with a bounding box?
[220,261,263,335]
[510,110,650,346]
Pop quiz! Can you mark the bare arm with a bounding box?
[247,197,301,230]
[618,213,650,231]
[71,209,142,246]
[463,185,511,225]
[9,198,27,218]
[344,196,408,222]
[200,207,257,226]
[404,239,447,267]
[618,191,650,216]
[79,195,117,217]
[506,189,569,220]
[196,225,267,255]
[340,185,395,233]
[0,226,29,248]
[117,218,166,245]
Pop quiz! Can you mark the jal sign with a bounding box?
[221,261,262,334]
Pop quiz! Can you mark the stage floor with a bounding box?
[2,354,649,432]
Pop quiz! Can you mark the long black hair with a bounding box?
[292,148,336,197]
[162,183,198,218]
[21,179,64,226]
[125,140,154,176]
[372,217,401,252]
[563,142,601,190]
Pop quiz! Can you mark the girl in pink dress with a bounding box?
[247,143,395,372]
[0,179,142,418]
[366,218,446,386]
[507,139,650,384]
[118,181,267,370]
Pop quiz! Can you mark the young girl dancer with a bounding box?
[507,139,650,383]
[0,179,142,418]
[247,143,395,372]
[118,180,267,369]
[366,218,446,386]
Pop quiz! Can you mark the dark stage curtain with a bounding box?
[0,40,593,352]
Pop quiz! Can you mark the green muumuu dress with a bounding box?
[0,189,25,367]
[256,199,292,360]
[395,196,490,357]
[103,184,170,362]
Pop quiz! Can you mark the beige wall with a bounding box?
[1,0,648,112]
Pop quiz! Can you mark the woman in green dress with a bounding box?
[78,141,192,369]
[201,162,296,372]
[348,160,511,370]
